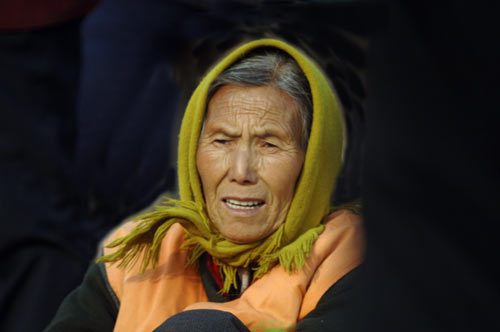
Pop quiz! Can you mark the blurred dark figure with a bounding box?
[0,3,98,332]
[357,1,500,331]
[0,0,177,331]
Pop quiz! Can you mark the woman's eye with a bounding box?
[262,142,278,149]
[214,139,229,145]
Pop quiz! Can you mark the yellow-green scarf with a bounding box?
[98,39,345,293]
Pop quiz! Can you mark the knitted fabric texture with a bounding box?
[98,39,345,293]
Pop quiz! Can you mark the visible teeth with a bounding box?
[227,199,260,206]
[225,199,263,209]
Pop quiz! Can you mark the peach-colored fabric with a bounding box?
[104,223,208,332]
[104,209,364,332]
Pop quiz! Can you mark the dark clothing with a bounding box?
[0,1,179,330]
[42,263,118,332]
[356,1,500,331]
[0,19,89,332]
[153,310,251,332]
[44,260,361,332]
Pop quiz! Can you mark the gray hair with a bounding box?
[207,49,312,149]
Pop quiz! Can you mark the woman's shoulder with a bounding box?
[324,208,363,228]
[299,208,364,317]
[321,209,364,250]
[100,220,188,300]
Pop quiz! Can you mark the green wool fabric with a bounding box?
[98,39,345,293]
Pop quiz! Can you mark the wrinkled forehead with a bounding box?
[202,85,303,143]
[206,85,300,120]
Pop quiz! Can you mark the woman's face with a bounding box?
[196,84,305,243]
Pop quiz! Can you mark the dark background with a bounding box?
[1,0,499,331]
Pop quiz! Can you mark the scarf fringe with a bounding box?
[98,197,327,294]
[97,198,203,272]
[256,225,324,279]
[219,259,238,293]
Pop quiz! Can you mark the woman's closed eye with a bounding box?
[260,140,279,150]
[214,138,231,145]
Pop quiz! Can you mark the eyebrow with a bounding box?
[203,119,293,144]
[255,129,285,140]
[209,124,285,138]
[205,124,240,137]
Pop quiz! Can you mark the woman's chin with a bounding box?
[210,202,282,243]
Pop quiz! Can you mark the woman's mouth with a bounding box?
[223,198,265,211]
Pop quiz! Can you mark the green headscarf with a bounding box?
[99,39,345,293]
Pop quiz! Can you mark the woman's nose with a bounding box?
[229,146,258,185]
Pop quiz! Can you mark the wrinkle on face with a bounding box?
[196,84,305,243]
[204,86,303,148]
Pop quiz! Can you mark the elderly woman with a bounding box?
[45,39,364,332]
